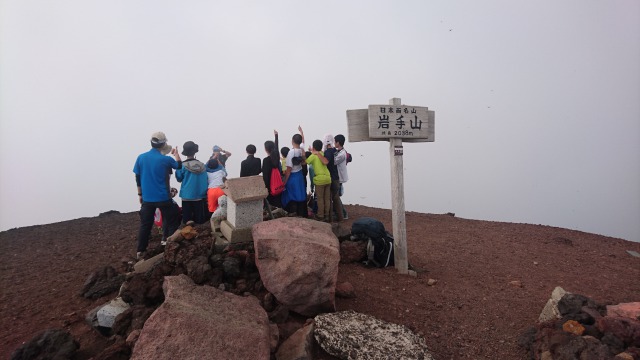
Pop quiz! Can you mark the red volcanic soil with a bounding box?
[1,205,639,359]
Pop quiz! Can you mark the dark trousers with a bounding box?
[137,201,180,252]
[182,199,207,224]
[330,179,344,221]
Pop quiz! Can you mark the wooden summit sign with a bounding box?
[347,98,435,275]
[368,104,434,140]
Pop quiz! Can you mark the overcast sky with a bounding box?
[1,0,638,242]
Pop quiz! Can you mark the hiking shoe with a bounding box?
[161,240,167,246]
[136,251,146,260]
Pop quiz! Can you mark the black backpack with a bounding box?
[351,217,394,268]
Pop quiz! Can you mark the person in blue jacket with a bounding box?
[133,131,182,259]
[175,141,208,224]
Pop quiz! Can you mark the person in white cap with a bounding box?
[133,131,182,259]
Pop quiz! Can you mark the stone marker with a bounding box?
[314,310,433,360]
[130,275,270,360]
[222,175,268,242]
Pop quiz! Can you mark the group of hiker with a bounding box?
[133,128,350,259]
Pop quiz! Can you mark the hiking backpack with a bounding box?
[351,217,394,268]
[269,167,284,196]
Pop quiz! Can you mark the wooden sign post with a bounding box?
[346,98,435,274]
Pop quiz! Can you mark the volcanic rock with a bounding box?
[314,310,433,360]
[130,275,270,360]
[10,329,78,360]
[276,321,315,360]
[335,282,356,299]
[81,265,126,299]
[253,217,339,317]
[339,240,367,264]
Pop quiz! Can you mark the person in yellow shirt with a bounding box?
[306,140,332,221]
[280,147,289,173]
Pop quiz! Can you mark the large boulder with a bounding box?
[314,310,433,360]
[130,275,270,360]
[252,218,339,317]
[10,329,78,360]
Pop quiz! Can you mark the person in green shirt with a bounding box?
[306,140,332,221]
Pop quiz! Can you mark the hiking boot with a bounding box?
[161,239,167,246]
[136,251,146,260]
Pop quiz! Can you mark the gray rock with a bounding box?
[539,286,568,322]
[314,310,433,360]
[222,256,241,281]
[10,329,78,360]
[97,297,131,328]
[82,265,126,299]
[133,253,164,274]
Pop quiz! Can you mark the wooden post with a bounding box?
[389,97,408,274]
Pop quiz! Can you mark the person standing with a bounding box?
[211,145,232,168]
[322,134,343,222]
[262,130,283,208]
[334,134,349,219]
[282,126,307,217]
[175,141,208,224]
[206,158,227,214]
[133,132,182,259]
[306,140,331,221]
[240,144,262,177]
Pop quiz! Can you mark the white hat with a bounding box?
[323,134,334,150]
[151,131,172,155]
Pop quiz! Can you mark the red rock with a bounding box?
[269,323,280,353]
[427,279,438,286]
[509,280,523,288]
[562,320,585,336]
[597,316,640,347]
[339,240,367,263]
[336,282,356,299]
[130,275,270,360]
[252,218,339,317]
[125,329,141,347]
[607,302,640,321]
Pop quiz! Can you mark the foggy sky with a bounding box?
[1,0,639,242]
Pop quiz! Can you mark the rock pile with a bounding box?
[520,287,640,359]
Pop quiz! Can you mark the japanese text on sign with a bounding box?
[368,105,430,139]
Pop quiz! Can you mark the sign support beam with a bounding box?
[388,98,408,274]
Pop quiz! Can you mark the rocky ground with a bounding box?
[1,205,639,359]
